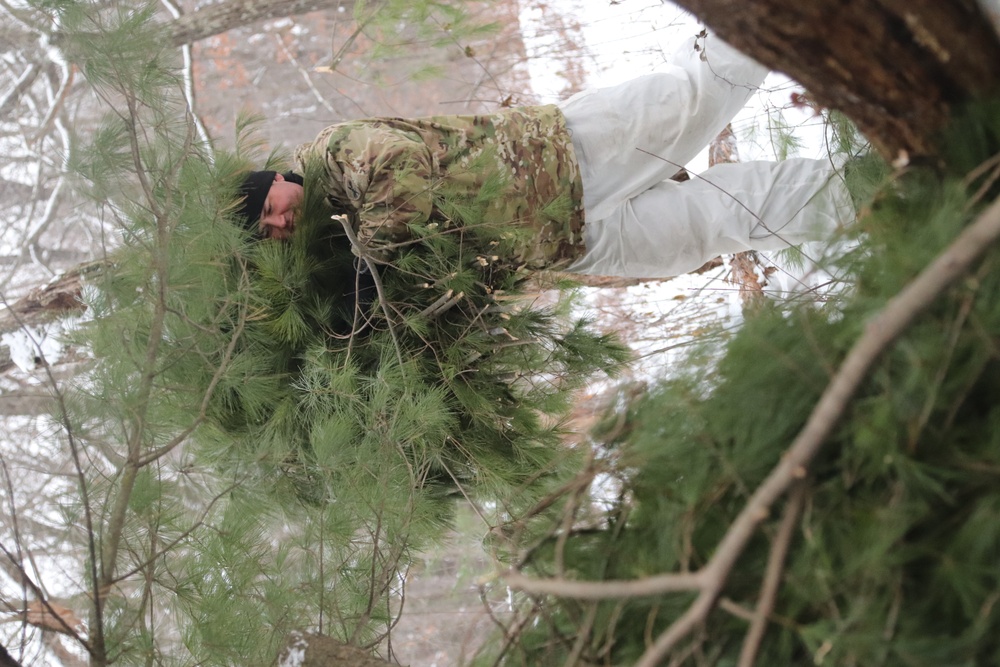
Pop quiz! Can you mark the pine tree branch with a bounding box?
[109,478,245,584]
[635,194,1000,666]
[506,194,1000,665]
[136,285,249,467]
[503,571,704,599]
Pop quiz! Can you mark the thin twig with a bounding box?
[738,481,806,667]
[0,542,90,650]
[333,214,406,369]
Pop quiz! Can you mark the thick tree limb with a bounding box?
[673,0,1000,159]
[168,0,356,47]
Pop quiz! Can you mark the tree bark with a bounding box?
[0,260,100,337]
[0,644,24,667]
[168,0,356,46]
[672,0,1000,160]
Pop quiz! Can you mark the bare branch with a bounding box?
[0,260,103,336]
[503,570,704,600]
[334,213,406,369]
[168,0,357,47]
[737,482,806,667]
[0,64,40,118]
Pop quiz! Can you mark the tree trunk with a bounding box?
[168,0,357,46]
[672,0,1000,160]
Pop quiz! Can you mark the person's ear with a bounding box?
[273,173,285,183]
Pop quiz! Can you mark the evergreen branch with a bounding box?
[565,603,600,667]
[351,516,410,648]
[481,595,543,667]
[418,288,464,318]
[96,84,197,667]
[136,284,250,467]
[966,156,1000,210]
[718,597,756,622]
[439,454,490,527]
[352,511,383,646]
[503,192,1000,666]
[109,478,245,585]
[333,214,405,369]
[737,481,806,667]
[635,193,1000,667]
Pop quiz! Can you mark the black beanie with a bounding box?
[237,170,276,235]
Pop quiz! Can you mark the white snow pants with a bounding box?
[560,33,855,278]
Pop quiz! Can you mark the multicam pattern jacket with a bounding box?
[293,105,586,271]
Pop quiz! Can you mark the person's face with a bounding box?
[259,173,304,240]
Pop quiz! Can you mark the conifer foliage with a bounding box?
[28,0,627,664]
[204,153,628,512]
[480,102,1000,666]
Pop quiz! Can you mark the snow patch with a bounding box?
[1,321,68,372]
[278,631,308,667]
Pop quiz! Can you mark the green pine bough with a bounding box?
[200,157,629,511]
[476,99,1000,667]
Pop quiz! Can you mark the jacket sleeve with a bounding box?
[310,122,436,258]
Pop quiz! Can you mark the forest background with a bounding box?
[2,0,1000,666]
[1,2,752,663]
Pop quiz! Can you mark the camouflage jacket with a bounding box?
[293,105,585,271]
